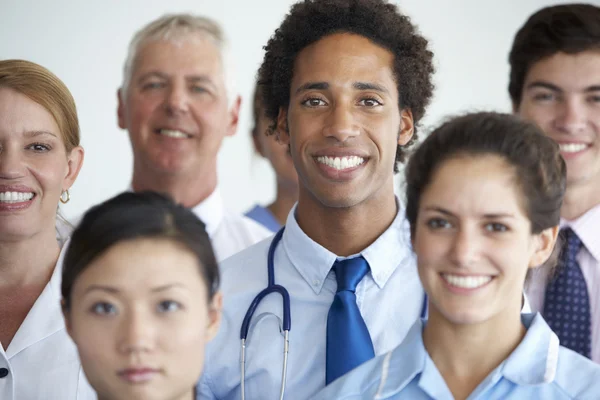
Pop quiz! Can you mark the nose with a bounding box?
[164,84,189,116]
[0,145,26,180]
[449,227,480,268]
[117,311,154,355]
[555,98,588,135]
[322,103,360,142]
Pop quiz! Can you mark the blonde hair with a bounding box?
[0,59,80,152]
[121,14,235,104]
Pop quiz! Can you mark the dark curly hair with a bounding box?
[509,3,600,109]
[258,0,435,172]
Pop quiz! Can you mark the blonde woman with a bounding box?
[0,60,92,399]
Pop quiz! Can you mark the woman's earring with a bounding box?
[60,189,70,204]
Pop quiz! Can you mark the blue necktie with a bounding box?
[326,256,375,384]
[543,228,591,358]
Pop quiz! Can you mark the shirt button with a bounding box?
[0,368,8,378]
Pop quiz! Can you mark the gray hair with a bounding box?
[121,14,236,105]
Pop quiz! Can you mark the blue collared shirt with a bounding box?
[245,204,281,233]
[197,201,424,400]
[313,313,600,400]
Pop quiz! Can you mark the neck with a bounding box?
[423,306,525,400]
[295,186,397,256]
[131,165,217,208]
[98,388,195,400]
[268,181,298,225]
[0,228,60,289]
[561,182,600,220]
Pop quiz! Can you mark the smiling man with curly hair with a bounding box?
[197,1,435,398]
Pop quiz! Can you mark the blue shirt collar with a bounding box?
[282,198,415,294]
[380,313,560,396]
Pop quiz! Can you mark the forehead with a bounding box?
[132,37,224,79]
[0,87,60,137]
[76,238,204,290]
[422,155,527,216]
[291,33,397,90]
[524,50,600,91]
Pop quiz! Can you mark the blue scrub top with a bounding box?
[313,313,600,399]
[244,204,281,232]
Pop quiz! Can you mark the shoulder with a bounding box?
[553,346,600,399]
[313,353,390,400]
[220,211,273,241]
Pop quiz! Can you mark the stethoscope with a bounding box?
[239,227,428,400]
[240,227,290,400]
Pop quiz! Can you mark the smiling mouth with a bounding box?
[558,143,588,153]
[441,273,493,289]
[155,129,192,139]
[316,155,365,170]
[0,191,35,203]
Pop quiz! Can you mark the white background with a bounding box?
[0,0,592,219]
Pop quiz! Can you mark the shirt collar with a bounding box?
[6,241,68,358]
[501,313,560,385]
[377,319,427,396]
[379,313,559,396]
[190,188,223,238]
[282,198,414,294]
[561,204,600,263]
[128,185,224,238]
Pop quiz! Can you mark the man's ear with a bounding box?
[225,95,242,137]
[276,107,290,146]
[206,291,223,342]
[117,88,127,130]
[528,225,559,269]
[398,109,414,146]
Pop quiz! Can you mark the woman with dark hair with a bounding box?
[245,82,298,232]
[314,112,600,399]
[61,191,222,400]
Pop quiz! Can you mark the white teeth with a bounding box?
[316,156,365,170]
[442,274,492,289]
[0,191,34,203]
[559,143,587,153]
[159,129,189,138]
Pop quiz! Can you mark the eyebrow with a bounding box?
[526,81,600,93]
[23,130,57,139]
[137,71,213,83]
[295,82,329,95]
[294,81,389,95]
[83,283,187,295]
[423,206,516,219]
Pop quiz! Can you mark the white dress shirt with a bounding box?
[526,204,600,363]
[0,241,96,400]
[189,188,272,261]
[314,313,600,400]
[197,201,425,400]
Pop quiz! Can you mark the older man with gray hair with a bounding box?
[117,14,271,261]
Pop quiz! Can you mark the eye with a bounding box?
[301,98,327,107]
[358,97,382,107]
[532,92,557,103]
[587,94,600,104]
[484,223,508,232]
[90,302,117,316]
[426,218,452,230]
[157,300,182,313]
[191,85,208,94]
[27,143,51,152]
[142,81,165,90]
